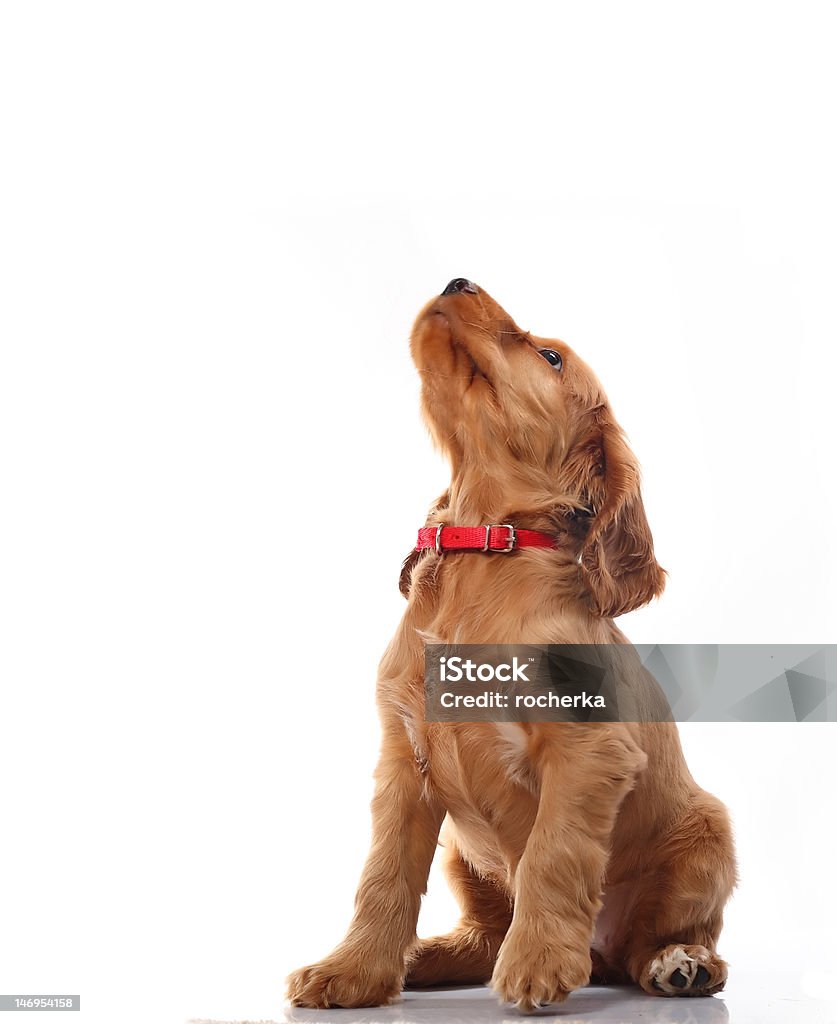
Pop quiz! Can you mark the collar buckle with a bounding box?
[486,524,517,552]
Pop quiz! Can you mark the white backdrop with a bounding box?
[1,3,836,1023]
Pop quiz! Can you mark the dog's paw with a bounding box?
[405,928,501,987]
[641,944,727,997]
[286,954,402,1009]
[491,930,590,1011]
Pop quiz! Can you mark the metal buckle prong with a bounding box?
[435,525,445,556]
[487,524,516,553]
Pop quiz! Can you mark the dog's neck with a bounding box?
[442,462,582,540]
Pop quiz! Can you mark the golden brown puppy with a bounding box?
[287,280,736,1011]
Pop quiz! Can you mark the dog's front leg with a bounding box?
[287,730,444,1008]
[492,725,646,1011]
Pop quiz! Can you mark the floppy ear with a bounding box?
[399,489,450,598]
[399,549,422,598]
[578,415,666,618]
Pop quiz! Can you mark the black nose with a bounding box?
[442,278,478,296]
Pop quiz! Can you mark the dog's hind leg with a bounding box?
[623,792,736,997]
[405,843,512,987]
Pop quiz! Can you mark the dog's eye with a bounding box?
[539,349,563,370]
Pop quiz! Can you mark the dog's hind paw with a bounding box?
[641,944,727,996]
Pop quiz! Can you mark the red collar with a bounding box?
[416,524,556,555]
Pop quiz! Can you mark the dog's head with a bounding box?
[409,279,665,617]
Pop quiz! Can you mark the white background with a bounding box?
[1,3,836,1023]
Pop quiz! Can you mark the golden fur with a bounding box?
[287,283,736,1011]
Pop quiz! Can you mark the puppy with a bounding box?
[287,279,736,1011]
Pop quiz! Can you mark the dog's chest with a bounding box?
[421,721,539,878]
[414,721,534,788]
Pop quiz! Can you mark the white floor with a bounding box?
[193,977,835,1024]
